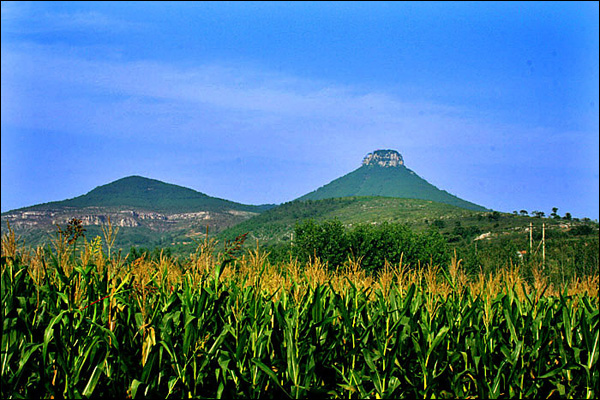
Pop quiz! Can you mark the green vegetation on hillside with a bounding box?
[297,164,488,211]
[218,197,598,288]
[219,197,478,245]
[15,176,273,214]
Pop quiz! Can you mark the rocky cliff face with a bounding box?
[1,206,258,247]
[2,209,159,230]
[3,208,258,228]
[362,150,404,168]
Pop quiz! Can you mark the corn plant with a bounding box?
[1,224,598,399]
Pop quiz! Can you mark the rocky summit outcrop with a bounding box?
[362,149,404,168]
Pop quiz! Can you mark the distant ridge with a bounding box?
[297,150,488,212]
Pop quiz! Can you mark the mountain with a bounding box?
[297,150,488,212]
[20,175,272,213]
[1,176,274,248]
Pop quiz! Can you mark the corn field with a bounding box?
[1,224,599,398]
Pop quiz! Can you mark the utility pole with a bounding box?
[542,223,546,269]
[529,221,533,255]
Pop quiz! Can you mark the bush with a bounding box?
[570,224,595,236]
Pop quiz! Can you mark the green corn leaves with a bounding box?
[2,252,599,399]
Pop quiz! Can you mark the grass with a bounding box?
[2,222,598,398]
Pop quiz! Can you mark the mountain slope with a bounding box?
[297,150,487,212]
[18,175,270,214]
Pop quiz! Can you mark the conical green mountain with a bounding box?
[297,150,488,212]
[18,175,270,213]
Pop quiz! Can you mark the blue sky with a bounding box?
[2,1,598,219]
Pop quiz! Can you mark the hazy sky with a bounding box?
[2,1,598,219]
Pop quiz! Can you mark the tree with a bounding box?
[564,212,572,221]
[551,207,560,219]
[519,210,529,216]
[293,219,450,271]
[293,219,349,268]
[532,210,545,218]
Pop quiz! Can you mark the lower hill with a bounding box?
[217,196,598,275]
[219,196,485,245]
